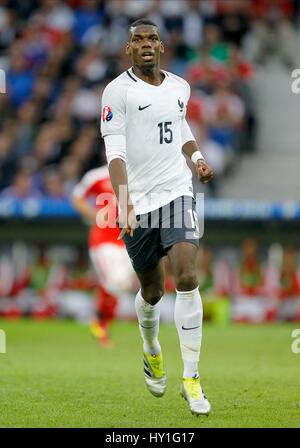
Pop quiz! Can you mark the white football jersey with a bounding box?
[101,67,195,214]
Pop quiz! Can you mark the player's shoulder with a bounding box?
[102,71,134,97]
[72,165,110,198]
[82,165,109,184]
[164,71,191,92]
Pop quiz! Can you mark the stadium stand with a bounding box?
[0,0,300,322]
[0,0,260,199]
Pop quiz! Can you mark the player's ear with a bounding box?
[126,43,131,56]
[160,41,164,54]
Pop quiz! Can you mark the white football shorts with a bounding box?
[89,243,135,294]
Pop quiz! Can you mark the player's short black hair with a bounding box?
[129,18,159,37]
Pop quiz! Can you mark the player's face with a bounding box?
[126,25,164,68]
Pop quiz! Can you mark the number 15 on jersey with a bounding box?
[158,122,173,144]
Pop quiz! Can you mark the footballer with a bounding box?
[101,19,213,415]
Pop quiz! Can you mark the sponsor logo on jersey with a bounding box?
[138,104,152,111]
[102,106,113,122]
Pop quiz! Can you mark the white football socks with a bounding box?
[135,289,161,356]
[174,286,203,378]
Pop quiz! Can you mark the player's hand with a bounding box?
[196,160,214,184]
[95,204,109,228]
[117,204,138,240]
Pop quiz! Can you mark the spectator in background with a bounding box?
[75,45,108,85]
[0,131,16,190]
[51,117,75,155]
[21,20,49,71]
[60,155,82,196]
[182,0,204,50]
[15,100,40,157]
[6,44,35,107]
[186,93,226,196]
[50,76,81,121]
[0,168,42,200]
[227,45,256,152]
[71,86,100,122]
[22,245,67,319]
[216,0,250,47]
[197,246,231,324]
[277,247,300,321]
[31,75,56,109]
[73,0,104,45]
[202,77,245,162]
[68,132,96,170]
[159,0,188,31]
[232,239,276,323]
[0,5,18,51]
[201,22,231,64]
[238,239,263,296]
[90,2,129,56]
[38,0,75,34]
[292,0,300,24]
[125,0,157,22]
[246,0,297,68]
[43,168,68,201]
[33,123,61,169]
[164,28,191,76]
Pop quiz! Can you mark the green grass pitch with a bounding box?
[0,319,300,428]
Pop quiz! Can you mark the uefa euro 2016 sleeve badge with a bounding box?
[102,106,113,122]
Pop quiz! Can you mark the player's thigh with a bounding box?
[167,242,199,289]
[89,243,134,293]
[160,196,199,289]
[123,214,163,275]
[136,260,165,305]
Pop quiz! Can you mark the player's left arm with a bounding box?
[72,195,97,222]
[181,119,214,184]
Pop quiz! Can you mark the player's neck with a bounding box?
[132,65,164,86]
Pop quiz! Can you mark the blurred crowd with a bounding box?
[197,239,300,323]
[0,239,300,323]
[0,0,299,199]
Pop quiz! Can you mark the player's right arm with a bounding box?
[71,173,98,222]
[101,82,137,238]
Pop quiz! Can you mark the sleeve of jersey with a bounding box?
[181,119,196,146]
[100,83,127,165]
[181,81,196,146]
[72,174,94,199]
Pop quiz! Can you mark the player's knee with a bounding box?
[175,271,198,292]
[142,285,164,305]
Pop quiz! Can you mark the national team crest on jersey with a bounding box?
[102,106,113,122]
[178,99,184,112]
